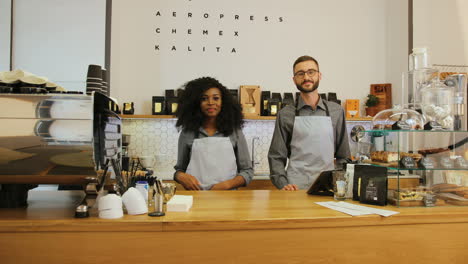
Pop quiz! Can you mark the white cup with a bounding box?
[333,170,347,201]
[99,209,124,219]
[139,155,155,169]
[335,180,347,200]
[98,194,123,219]
[122,187,148,215]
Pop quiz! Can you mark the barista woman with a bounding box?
[174,77,253,190]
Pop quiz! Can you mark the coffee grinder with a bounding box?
[139,155,155,176]
[445,74,467,130]
[122,134,131,171]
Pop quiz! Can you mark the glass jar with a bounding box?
[420,81,454,129]
[409,47,430,71]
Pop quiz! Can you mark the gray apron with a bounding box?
[286,102,335,189]
[186,136,238,190]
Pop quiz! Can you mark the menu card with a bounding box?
[316,201,399,217]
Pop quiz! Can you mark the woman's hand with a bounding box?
[176,172,202,190]
[282,184,299,191]
[210,176,246,190]
[210,181,232,190]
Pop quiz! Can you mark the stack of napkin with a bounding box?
[167,195,193,212]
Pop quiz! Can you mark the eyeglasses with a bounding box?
[294,69,319,78]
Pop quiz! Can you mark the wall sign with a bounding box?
[153,0,284,54]
[111,0,402,115]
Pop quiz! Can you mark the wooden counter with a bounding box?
[1,190,468,263]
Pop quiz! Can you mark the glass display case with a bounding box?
[360,129,468,207]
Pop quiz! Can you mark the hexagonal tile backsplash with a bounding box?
[122,118,371,179]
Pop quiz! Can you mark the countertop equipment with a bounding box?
[421,80,454,130]
[122,134,131,171]
[0,92,122,216]
[405,47,439,110]
[445,73,467,130]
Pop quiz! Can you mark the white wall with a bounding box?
[12,0,106,91]
[385,0,409,105]
[6,1,467,111]
[0,0,11,71]
[111,0,409,115]
[414,0,468,66]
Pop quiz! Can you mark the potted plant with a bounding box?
[365,94,379,116]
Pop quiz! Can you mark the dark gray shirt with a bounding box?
[268,96,351,189]
[174,127,253,185]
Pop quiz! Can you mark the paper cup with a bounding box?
[122,187,148,215]
[99,209,124,219]
[98,194,123,219]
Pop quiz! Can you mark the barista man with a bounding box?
[268,55,350,190]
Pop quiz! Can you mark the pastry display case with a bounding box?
[360,129,468,207]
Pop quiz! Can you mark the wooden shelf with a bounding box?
[120,115,371,121]
[119,114,276,120]
[346,117,373,121]
[120,114,176,119]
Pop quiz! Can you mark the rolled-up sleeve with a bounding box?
[268,108,294,189]
[234,129,253,185]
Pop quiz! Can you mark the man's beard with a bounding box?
[296,80,319,93]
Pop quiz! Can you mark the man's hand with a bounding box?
[282,184,299,191]
[176,172,202,190]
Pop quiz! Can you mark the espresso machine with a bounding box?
[0,92,122,217]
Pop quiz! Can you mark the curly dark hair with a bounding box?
[176,77,244,136]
